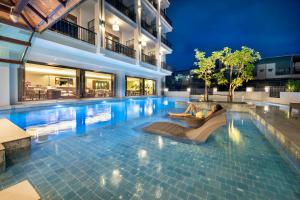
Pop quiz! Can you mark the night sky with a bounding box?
[167,0,300,71]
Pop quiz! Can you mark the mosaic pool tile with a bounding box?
[0,98,299,200]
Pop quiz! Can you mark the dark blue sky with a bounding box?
[167,0,300,71]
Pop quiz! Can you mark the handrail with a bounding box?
[106,0,136,22]
[142,53,157,65]
[141,20,157,38]
[160,9,172,26]
[105,37,136,58]
[161,35,172,48]
[148,0,158,9]
[50,19,96,45]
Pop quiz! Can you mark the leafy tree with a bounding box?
[214,46,261,102]
[192,49,219,101]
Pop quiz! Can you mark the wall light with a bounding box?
[213,87,218,93]
[164,88,169,92]
[112,21,119,32]
[187,88,191,93]
[246,87,254,92]
[264,86,270,93]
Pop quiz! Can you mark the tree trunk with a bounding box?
[204,82,208,102]
[228,67,233,102]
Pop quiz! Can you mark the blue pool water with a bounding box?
[0,98,299,200]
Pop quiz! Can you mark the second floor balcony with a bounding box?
[161,35,172,48]
[142,53,157,66]
[141,20,157,38]
[161,61,172,71]
[105,37,136,59]
[50,19,96,45]
[107,0,136,22]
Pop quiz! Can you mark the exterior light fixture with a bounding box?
[213,87,218,93]
[112,21,119,32]
[164,88,169,92]
[187,88,191,92]
[246,87,254,92]
[264,86,270,93]
[141,40,147,47]
[10,7,19,23]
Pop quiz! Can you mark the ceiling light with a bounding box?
[10,7,19,23]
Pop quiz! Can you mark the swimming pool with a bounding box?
[0,98,299,199]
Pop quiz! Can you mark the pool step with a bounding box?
[0,180,40,200]
[0,118,31,172]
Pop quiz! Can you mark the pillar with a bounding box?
[95,0,105,53]
[116,71,125,98]
[0,65,10,107]
[156,0,162,68]
[9,66,18,105]
[134,0,142,64]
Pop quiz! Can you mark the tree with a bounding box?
[192,49,219,101]
[214,46,261,102]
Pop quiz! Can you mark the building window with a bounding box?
[126,76,143,96]
[144,79,156,95]
[126,76,156,96]
[24,63,78,101]
[85,71,115,98]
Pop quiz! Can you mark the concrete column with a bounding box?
[0,65,10,107]
[134,0,142,64]
[156,76,162,96]
[9,66,18,105]
[156,0,162,68]
[116,71,125,98]
[95,0,105,53]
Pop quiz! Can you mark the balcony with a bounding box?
[50,19,96,45]
[161,62,172,71]
[142,53,157,65]
[161,35,172,48]
[106,0,136,22]
[105,37,136,58]
[141,20,157,38]
[148,0,158,9]
[160,9,172,26]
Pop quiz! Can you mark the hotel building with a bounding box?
[0,0,173,107]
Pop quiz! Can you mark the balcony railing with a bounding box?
[148,0,158,9]
[161,62,172,71]
[142,53,157,65]
[106,0,136,22]
[161,36,172,48]
[141,20,157,38]
[160,10,172,26]
[50,19,96,45]
[105,37,136,58]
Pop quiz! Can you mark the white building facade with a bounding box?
[0,0,173,107]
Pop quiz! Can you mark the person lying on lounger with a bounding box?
[168,104,222,119]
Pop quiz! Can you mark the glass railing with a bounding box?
[160,10,172,26]
[161,62,172,71]
[106,0,136,22]
[141,20,157,38]
[105,37,136,58]
[50,19,96,45]
[142,53,157,65]
[161,35,172,48]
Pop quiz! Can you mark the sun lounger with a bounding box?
[143,109,226,143]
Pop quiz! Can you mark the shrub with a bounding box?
[286,80,300,92]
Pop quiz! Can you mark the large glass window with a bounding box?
[85,71,115,98]
[144,79,156,95]
[24,63,78,101]
[126,77,143,96]
[126,76,156,96]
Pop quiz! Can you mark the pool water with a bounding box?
[0,98,299,200]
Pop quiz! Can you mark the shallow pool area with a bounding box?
[0,98,299,200]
